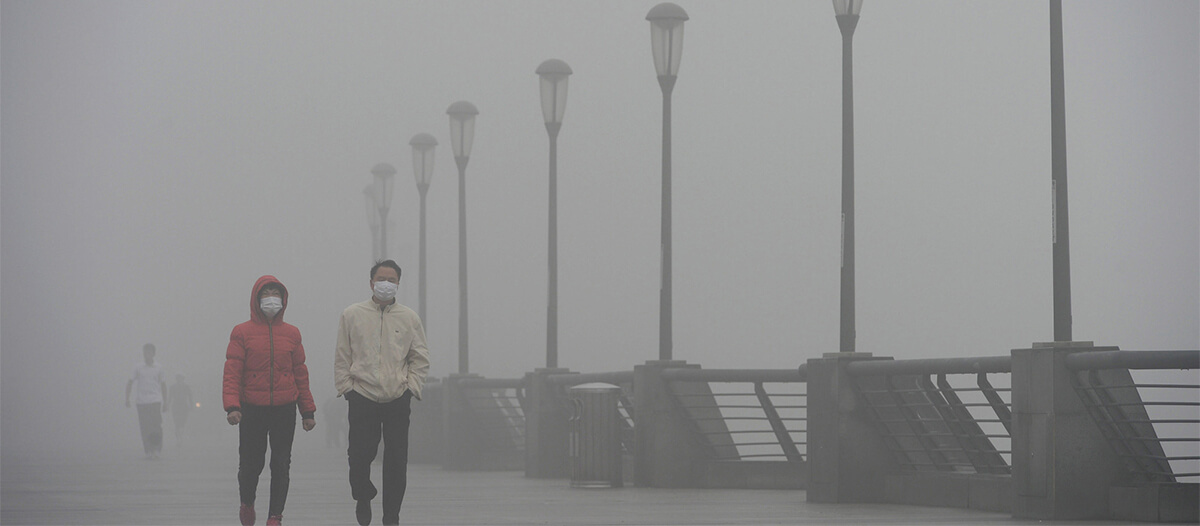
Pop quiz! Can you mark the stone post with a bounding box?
[1011,342,1125,519]
[806,352,895,503]
[441,372,483,470]
[524,368,574,478]
[633,360,707,487]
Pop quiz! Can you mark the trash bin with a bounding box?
[568,382,623,488]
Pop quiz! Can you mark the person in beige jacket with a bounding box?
[334,260,430,526]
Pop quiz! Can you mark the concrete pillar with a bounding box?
[806,352,896,503]
[1011,342,1126,519]
[633,360,707,488]
[441,372,483,470]
[408,378,444,464]
[524,368,575,478]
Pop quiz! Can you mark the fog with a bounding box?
[2,0,1196,459]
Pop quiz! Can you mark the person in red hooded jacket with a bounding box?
[223,276,317,526]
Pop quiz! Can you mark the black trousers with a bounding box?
[136,403,163,454]
[238,403,296,517]
[346,390,412,524]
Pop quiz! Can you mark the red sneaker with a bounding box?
[265,515,282,526]
[239,503,255,526]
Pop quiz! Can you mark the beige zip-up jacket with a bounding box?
[334,299,430,402]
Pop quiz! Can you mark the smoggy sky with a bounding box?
[2,0,1196,456]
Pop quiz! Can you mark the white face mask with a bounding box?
[373,280,398,302]
[260,296,283,318]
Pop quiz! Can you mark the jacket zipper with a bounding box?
[268,321,275,406]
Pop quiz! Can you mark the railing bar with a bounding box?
[1073,384,1199,391]
[878,433,1011,441]
[546,371,635,386]
[676,409,808,418]
[1120,437,1200,442]
[873,418,1001,424]
[1116,454,1200,461]
[1065,349,1199,371]
[847,356,1012,376]
[1135,384,1199,389]
[735,454,799,459]
[733,442,794,447]
[661,368,807,382]
[858,387,1013,393]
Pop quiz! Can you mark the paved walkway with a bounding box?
[2,442,1138,525]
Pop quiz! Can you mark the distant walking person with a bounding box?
[335,260,430,526]
[224,276,317,526]
[125,343,167,459]
[169,374,194,446]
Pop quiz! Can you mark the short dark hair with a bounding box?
[370,260,402,281]
[143,343,156,355]
[259,282,284,297]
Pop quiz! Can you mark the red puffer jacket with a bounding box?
[222,275,316,417]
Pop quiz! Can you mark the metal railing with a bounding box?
[847,356,1013,474]
[457,377,527,459]
[660,367,807,462]
[1066,349,1200,483]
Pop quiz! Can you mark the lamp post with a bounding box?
[536,59,572,369]
[370,162,397,260]
[646,2,687,362]
[409,133,438,326]
[362,185,382,261]
[833,0,862,353]
[1049,0,1072,342]
[447,101,478,375]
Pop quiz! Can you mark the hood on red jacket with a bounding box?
[251,275,288,324]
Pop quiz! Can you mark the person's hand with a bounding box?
[227,411,242,425]
[302,418,316,431]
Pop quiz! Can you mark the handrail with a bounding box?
[661,368,807,382]
[546,371,634,386]
[1065,350,1200,371]
[457,377,525,389]
[847,356,1011,376]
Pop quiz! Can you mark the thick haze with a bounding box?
[2,1,1196,457]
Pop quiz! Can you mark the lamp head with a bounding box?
[409,133,438,189]
[446,101,479,159]
[646,3,688,78]
[369,162,396,213]
[536,59,573,126]
[832,0,863,17]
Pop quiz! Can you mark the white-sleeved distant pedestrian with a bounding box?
[125,343,167,459]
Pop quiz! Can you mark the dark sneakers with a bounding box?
[356,500,371,526]
[239,503,255,526]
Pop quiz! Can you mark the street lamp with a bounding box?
[1049,0,1072,342]
[536,58,572,369]
[370,162,397,260]
[833,0,862,353]
[363,185,381,261]
[447,100,478,375]
[646,2,687,362]
[409,132,438,326]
